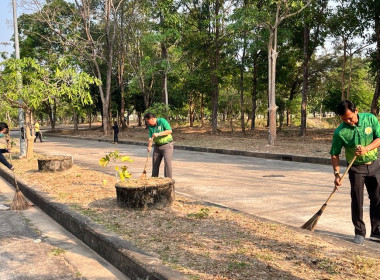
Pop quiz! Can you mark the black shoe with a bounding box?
[370,234,380,242]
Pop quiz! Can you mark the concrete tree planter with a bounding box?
[115,178,175,209]
[37,156,73,172]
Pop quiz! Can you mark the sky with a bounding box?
[0,0,30,59]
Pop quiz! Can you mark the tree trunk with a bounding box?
[371,7,380,115]
[210,0,220,134]
[251,53,258,130]
[161,41,169,109]
[341,39,347,100]
[240,37,247,134]
[73,110,79,134]
[119,2,127,130]
[88,111,92,129]
[347,49,353,100]
[268,26,278,146]
[300,25,310,137]
[189,93,194,127]
[201,92,205,127]
[24,110,34,159]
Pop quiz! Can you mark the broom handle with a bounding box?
[325,155,357,205]
[143,150,150,171]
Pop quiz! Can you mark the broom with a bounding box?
[301,154,357,231]
[10,168,32,210]
[6,134,32,210]
[140,149,151,179]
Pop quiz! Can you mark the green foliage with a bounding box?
[144,103,172,119]
[0,57,99,112]
[50,247,66,256]
[99,151,133,181]
[187,208,209,219]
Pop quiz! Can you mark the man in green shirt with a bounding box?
[330,100,380,245]
[144,112,173,178]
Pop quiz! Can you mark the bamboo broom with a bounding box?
[6,133,32,210]
[301,154,357,231]
[140,149,151,179]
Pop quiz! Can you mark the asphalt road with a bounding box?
[16,133,380,250]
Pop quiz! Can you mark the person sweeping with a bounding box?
[0,122,13,170]
[330,100,380,245]
[144,113,173,178]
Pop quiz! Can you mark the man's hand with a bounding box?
[334,174,342,190]
[6,148,11,153]
[147,147,151,153]
[153,133,160,138]
[355,145,368,156]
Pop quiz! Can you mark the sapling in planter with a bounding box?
[99,151,175,209]
[99,151,133,182]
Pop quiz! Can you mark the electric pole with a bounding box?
[12,0,26,157]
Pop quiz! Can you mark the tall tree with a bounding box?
[352,0,380,114]
[299,0,327,136]
[263,0,312,145]
[328,0,363,101]
[29,0,124,135]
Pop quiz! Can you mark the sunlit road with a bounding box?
[17,133,380,249]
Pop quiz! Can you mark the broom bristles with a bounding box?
[10,189,32,210]
[301,204,327,231]
[140,170,147,179]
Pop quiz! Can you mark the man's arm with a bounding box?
[152,129,172,138]
[331,155,342,187]
[0,153,13,170]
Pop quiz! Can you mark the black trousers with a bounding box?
[348,160,380,237]
[152,142,173,178]
[34,132,42,142]
[113,133,118,143]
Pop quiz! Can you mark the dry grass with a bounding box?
[6,118,380,279]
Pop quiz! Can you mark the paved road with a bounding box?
[0,172,129,279]
[26,135,380,250]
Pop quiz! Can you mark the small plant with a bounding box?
[51,247,66,256]
[99,150,133,181]
[187,207,210,219]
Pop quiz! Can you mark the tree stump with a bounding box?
[115,178,175,209]
[37,156,73,172]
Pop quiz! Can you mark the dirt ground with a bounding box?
[6,119,380,280]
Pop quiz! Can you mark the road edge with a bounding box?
[0,168,187,280]
[45,133,347,166]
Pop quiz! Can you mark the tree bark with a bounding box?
[341,39,347,100]
[371,6,380,115]
[300,25,310,137]
[251,53,258,131]
[268,25,278,146]
[240,36,247,134]
[211,0,220,134]
[161,41,169,109]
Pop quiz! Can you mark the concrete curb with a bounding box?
[0,168,186,280]
[46,133,348,166]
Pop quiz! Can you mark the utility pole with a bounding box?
[12,0,26,157]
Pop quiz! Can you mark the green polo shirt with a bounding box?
[148,118,173,145]
[330,113,380,164]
